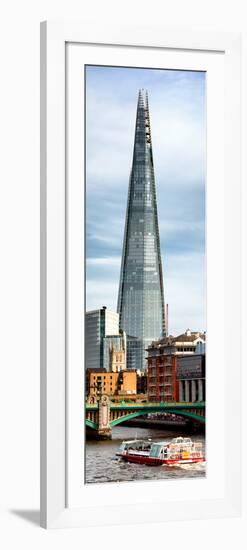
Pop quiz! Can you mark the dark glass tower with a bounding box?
[117,89,165,370]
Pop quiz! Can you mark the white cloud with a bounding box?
[165,253,206,334]
[86,74,205,189]
[86,279,119,312]
[87,256,121,267]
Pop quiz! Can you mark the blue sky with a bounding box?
[86,65,206,335]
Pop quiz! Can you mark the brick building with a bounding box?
[147,354,177,402]
[86,369,137,399]
[147,329,206,402]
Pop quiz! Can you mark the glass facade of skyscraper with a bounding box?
[117,90,165,370]
[85,307,119,370]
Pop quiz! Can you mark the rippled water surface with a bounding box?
[85,426,206,484]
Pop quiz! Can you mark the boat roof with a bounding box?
[150,438,194,448]
[151,441,170,447]
[122,439,149,444]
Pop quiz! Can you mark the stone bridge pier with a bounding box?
[97,395,112,439]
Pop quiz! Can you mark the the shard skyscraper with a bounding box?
[117,89,166,370]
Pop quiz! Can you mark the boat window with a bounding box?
[150,444,161,458]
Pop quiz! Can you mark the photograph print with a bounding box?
[85,65,206,484]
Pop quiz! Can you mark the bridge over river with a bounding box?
[86,395,205,438]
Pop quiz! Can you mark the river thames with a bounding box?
[85,426,206,484]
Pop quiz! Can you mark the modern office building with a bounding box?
[85,306,119,370]
[117,89,165,370]
[126,335,143,371]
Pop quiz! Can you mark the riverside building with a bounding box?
[86,369,137,399]
[148,329,206,357]
[176,354,206,402]
[147,330,206,402]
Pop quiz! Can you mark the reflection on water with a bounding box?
[85,426,206,484]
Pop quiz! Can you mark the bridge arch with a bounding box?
[110,408,205,427]
[85,419,98,430]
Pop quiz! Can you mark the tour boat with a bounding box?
[117,436,205,466]
[116,439,152,459]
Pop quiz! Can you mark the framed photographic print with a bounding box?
[40,22,242,528]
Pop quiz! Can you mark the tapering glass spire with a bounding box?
[117,89,165,370]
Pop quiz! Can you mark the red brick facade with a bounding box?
[148,354,178,402]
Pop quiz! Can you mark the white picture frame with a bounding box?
[40,21,242,529]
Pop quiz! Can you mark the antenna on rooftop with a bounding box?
[165,304,169,336]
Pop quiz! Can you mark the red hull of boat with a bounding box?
[120,454,205,466]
